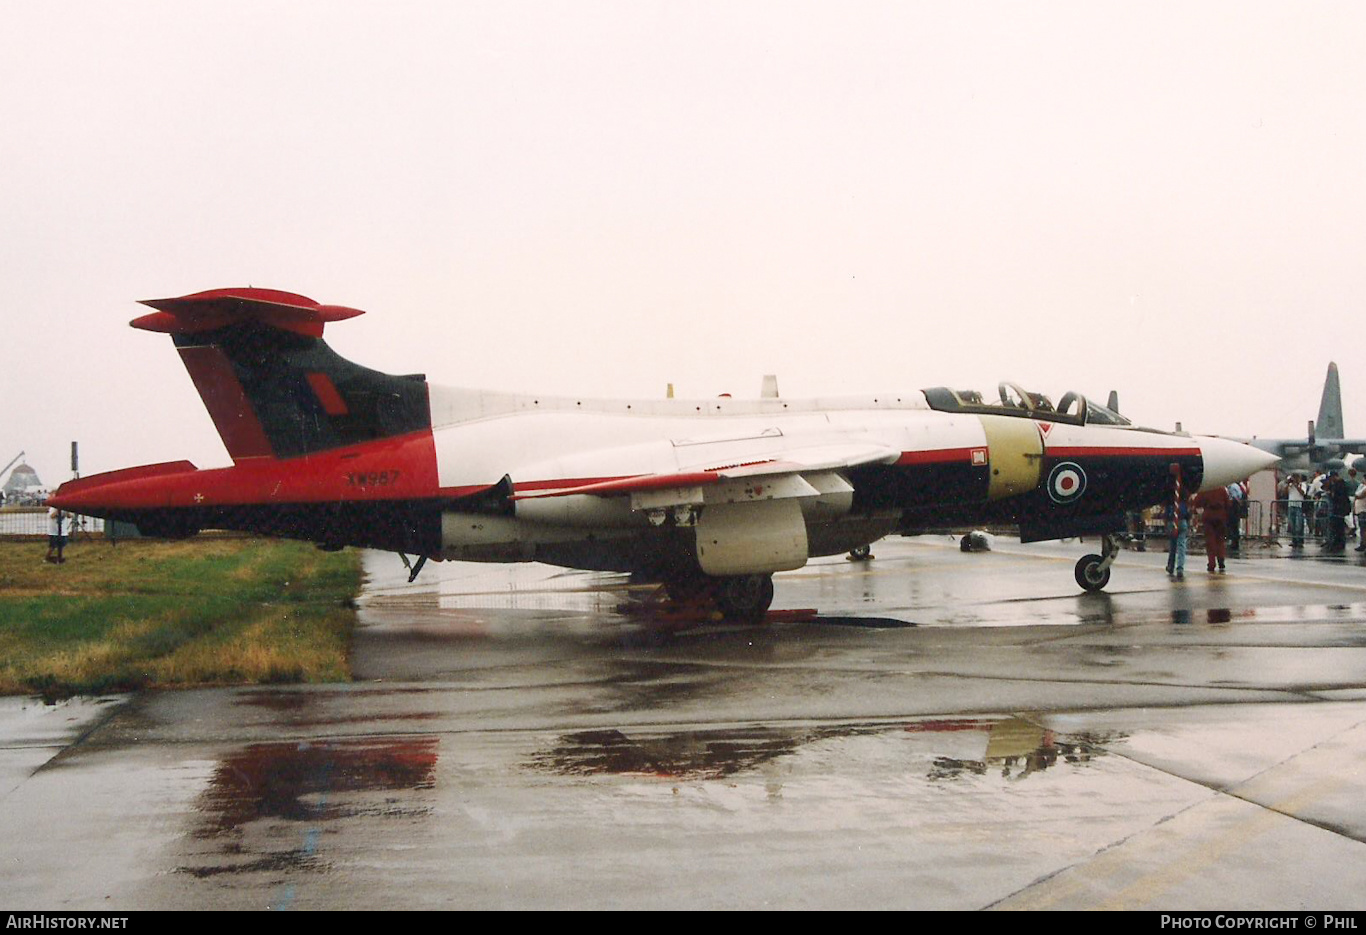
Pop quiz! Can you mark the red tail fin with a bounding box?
[132,288,429,462]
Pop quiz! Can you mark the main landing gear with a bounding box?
[1074,534,1122,592]
[661,571,776,623]
[714,574,776,622]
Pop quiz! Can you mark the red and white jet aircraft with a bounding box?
[49,289,1275,619]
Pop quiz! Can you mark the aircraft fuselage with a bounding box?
[53,382,1260,575]
[47,289,1278,602]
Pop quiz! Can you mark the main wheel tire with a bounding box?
[1074,554,1110,591]
[715,574,775,622]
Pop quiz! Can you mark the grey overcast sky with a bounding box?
[3,1,1365,487]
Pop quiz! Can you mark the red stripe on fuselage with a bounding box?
[1045,446,1201,459]
[514,476,638,492]
[510,472,722,500]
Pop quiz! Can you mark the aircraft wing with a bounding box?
[509,442,901,504]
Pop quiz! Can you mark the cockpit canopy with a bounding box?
[922,382,1132,427]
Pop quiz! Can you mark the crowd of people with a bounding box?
[1276,467,1366,551]
[1162,466,1366,579]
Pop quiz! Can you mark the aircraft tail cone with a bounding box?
[1195,437,1280,491]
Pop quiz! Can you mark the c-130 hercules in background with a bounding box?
[49,289,1276,619]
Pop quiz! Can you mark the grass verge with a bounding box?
[0,537,362,699]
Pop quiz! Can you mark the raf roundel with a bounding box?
[1047,462,1088,504]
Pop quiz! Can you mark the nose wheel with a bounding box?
[1074,534,1121,592]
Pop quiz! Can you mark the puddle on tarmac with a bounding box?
[530,725,832,780]
[1167,602,1366,627]
[916,717,1107,781]
[530,716,1119,783]
[230,688,443,728]
[176,736,438,878]
[433,566,636,612]
[438,588,633,612]
[194,736,438,835]
[1170,608,1242,625]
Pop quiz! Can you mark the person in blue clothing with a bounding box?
[1285,472,1308,548]
[1226,481,1247,551]
[1166,491,1190,579]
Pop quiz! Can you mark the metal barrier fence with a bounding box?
[1262,498,1358,545]
[0,509,104,538]
[1172,498,1357,546]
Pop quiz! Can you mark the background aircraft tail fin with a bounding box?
[132,289,430,462]
[1316,362,1344,441]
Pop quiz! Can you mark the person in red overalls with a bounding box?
[1194,485,1232,573]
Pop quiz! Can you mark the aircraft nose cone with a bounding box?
[1196,436,1280,491]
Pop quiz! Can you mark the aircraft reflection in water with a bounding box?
[177,735,439,881]
[912,718,1108,782]
[50,289,1275,620]
[532,718,1119,783]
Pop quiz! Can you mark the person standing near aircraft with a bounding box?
[1353,472,1366,553]
[1194,485,1232,572]
[1286,472,1308,548]
[1226,481,1246,551]
[45,506,67,564]
[1166,491,1190,579]
[1327,473,1352,551]
[1309,471,1328,538]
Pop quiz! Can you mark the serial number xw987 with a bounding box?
[346,470,401,487]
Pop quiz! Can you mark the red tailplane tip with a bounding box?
[131,288,366,337]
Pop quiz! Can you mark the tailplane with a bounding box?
[133,288,430,461]
[1316,362,1344,441]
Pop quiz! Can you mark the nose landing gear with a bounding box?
[1074,533,1122,592]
